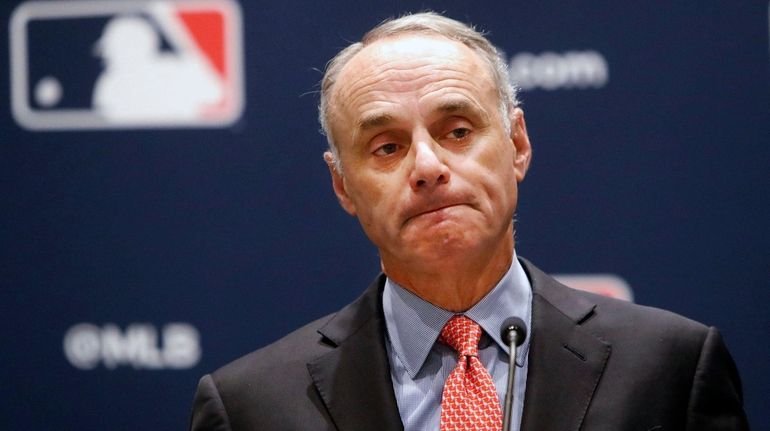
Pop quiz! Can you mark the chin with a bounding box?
[407,229,486,259]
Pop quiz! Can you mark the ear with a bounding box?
[323,151,357,216]
[509,107,532,183]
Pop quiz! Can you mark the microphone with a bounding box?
[500,317,527,431]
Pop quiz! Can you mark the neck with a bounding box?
[382,228,515,312]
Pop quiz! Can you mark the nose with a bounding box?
[409,138,450,191]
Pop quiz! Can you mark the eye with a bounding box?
[445,127,471,140]
[374,143,399,156]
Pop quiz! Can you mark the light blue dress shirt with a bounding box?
[383,255,532,431]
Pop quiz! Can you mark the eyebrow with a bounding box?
[353,98,488,134]
[436,99,472,114]
[435,99,489,123]
[356,113,395,132]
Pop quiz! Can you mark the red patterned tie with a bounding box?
[439,315,502,431]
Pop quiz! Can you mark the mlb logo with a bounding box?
[9,0,244,130]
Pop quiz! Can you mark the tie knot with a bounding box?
[439,315,482,357]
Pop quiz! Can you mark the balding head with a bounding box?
[318,12,518,173]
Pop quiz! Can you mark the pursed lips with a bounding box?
[402,202,467,226]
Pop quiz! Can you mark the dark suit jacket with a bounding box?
[190,258,749,430]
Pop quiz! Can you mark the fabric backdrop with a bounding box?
[1,1,768,429]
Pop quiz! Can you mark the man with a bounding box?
[190,12,748,430]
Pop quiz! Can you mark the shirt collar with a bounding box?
[383,253,532,379]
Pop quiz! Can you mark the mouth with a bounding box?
[403,203,466,226]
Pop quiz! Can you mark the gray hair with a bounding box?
[318,12,519,172]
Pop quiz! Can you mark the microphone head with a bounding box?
[500,317,528,347]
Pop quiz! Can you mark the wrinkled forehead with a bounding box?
[358,34,468,65]
[328,34,493,126]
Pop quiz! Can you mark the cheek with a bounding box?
[474,143,517,193]
[473,132,516,169]
[347,175,395,226]
[470,157,519,221]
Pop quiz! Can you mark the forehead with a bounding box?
[355,34,473,67]
[329,34,495,122]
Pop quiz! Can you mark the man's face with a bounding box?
[325,34,531,272]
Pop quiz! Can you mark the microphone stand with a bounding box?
[500,317,526,431]
[502,337,518,431]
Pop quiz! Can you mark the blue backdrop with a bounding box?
[1,1,768,429]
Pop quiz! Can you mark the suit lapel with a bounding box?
[307,276,404,431]
[305,261,610,431]
[519,259,612,431]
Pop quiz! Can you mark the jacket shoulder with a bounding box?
[522,257,710,342]
[211,312,336,385]
[580,288,709,344]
